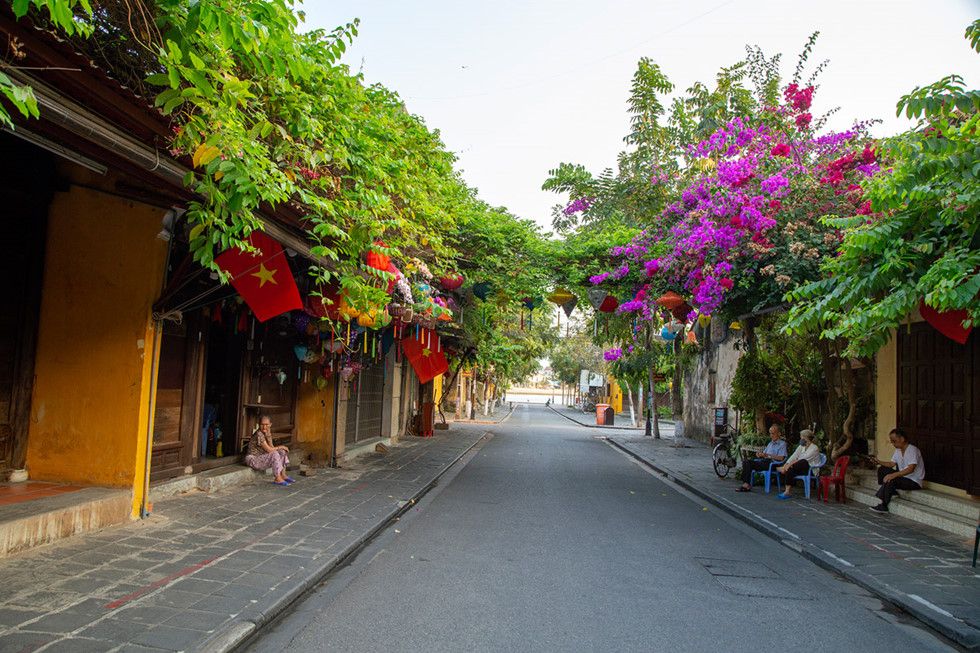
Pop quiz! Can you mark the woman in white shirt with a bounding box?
[776,429,821,499]
[869,427,924,513]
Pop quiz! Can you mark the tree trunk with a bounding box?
[625,382,636,427]
[831,340,857,460]
[671,336,683,419]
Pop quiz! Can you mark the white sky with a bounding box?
[304,1,980,229]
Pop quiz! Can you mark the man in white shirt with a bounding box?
[870,427,925,513]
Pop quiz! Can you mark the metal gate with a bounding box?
[345,362,386,445]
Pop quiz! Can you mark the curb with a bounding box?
[605,437,980,651]
[198,431,493,653]
[449,403,516,425]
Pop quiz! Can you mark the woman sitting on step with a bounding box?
[776,429,821,499]
[245,415,294,486]
[868,427,924,514]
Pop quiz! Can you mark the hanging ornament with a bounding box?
[587,288,607,310]
[547,288,575,306]
[365,240,391,271]
[440,273,465,291]
[561,296,578,318]
[598,294,619,313]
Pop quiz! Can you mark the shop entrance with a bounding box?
[200,321,245,461]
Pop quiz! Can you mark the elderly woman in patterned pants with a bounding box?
[245,416,294,485]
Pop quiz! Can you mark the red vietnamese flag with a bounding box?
[215,231,302,322]
[401,329,449,384]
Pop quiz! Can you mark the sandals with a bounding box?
[776,493,791,500]
[273,480,289,486]
[285,477,296,484]
[735,487,751,493]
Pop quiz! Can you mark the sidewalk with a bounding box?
[0,427,488,653]
[608,434,980,650]
[445,400,514,425]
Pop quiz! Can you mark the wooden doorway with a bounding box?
[897,323,979,494]
[0,135,53,476]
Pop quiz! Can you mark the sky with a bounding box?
[303,0,980,230]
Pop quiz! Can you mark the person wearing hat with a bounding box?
[868,427,924,513]
[735,424,787,492]
[245,415,294,486]
[775,429,821,499]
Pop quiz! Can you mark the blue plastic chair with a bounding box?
[793,453,827,499]
[753,460,783,493]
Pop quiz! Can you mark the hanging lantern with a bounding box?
[586,288,607,310]
[686,330,698,344]
[293,344,309,361]
[729,320,742,330]
[656,291,685,310]
[697,314,711,328]
[547,288,575,306]
[440,273,465,291]
[561,296,578,318]
[472,281,494,301]
[365,240,391,271]
[598,294,619,313]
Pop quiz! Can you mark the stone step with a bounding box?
[847,485,977,538]
[0,488,131,559]
[847,470,980,522]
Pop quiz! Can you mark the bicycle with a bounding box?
[711,423,741,478]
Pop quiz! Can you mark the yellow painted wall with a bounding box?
[26,185,168,488]
[433,374,443,405]
[609,377,623,413]
[874,323,976,499]
[294,376,336,465]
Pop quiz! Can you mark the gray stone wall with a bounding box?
[682,320,743,443]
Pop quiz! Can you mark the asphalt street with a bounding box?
[247,404,957,653]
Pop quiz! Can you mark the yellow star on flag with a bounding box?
[251,263,278,287]
[422,348,431,357]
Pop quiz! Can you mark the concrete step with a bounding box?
[0,488,131,558]
[848,485,977,538]
[848,470,980,522]
[152,466,263,502]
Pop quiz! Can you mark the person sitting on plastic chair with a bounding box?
[868,427,924,514]
[735,424,787,492]
[776,429,821,500]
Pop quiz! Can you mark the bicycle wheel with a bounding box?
[712,442,732,478]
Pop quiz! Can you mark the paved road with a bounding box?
[248,405,956,653]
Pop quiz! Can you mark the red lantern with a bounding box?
[598,295,619,313]
[440,273,464,291]
[656,291,685,310]
[366,240,391,271]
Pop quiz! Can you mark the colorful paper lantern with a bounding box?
[561,296,578,318]
[365,240,391,271]
[586,288,607,310]
[598,295,619,313]
[547,288,575,306]
[440,273,465,291]
[655,291,685,310]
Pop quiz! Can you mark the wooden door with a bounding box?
[151,317,205,478]
[898,323,977,492]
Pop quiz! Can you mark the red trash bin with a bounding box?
[596,403,610,426]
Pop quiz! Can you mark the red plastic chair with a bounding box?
[818,456,850,503]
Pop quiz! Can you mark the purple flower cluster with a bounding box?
[586,84,880,318]
[603,348,623,362]
[564,196,594,215]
